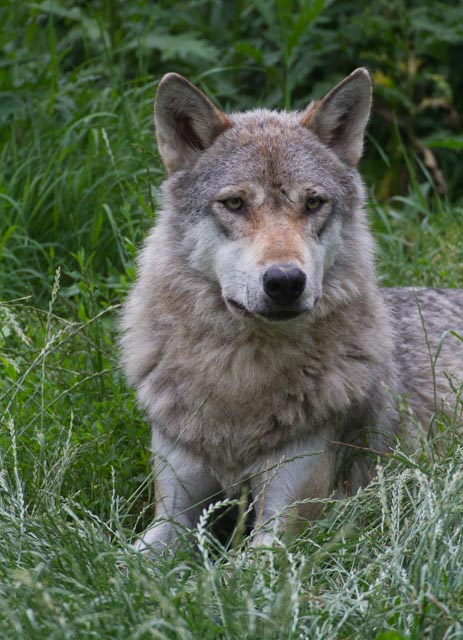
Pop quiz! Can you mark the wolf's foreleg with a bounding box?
[249,437,334,547]
[134,431,220,553]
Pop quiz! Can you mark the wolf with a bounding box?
[120,68,463,551]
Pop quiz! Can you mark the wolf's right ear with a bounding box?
[154,74,232,173]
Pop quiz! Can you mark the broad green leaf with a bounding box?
[424,136,463,150]
[122,33,218,62]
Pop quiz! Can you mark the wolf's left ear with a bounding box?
[154,73,232,173]
[301,68,372,166]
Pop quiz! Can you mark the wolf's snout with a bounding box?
[263,263,306,306]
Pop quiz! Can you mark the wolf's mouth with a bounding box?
[225,298,252,317]
[225,298,305,322]
[256,309,305,322]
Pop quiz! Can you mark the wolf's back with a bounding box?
[383,287,463,428]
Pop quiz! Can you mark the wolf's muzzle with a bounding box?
[263,263,306,306]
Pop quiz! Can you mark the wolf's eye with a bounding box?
[305,196,324,213]
[222,197,243,211]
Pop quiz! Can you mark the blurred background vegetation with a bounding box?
[1,0,462,304]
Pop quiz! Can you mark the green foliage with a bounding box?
[1,1,463,638]
[0,279,151,524]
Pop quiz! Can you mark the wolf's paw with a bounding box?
[248,529,281,550]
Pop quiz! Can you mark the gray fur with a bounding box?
[120,70,463,552]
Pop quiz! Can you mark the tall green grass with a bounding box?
[1,2,463,638]
[0,74,157,300]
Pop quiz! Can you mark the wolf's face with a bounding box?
[154,70,371,322]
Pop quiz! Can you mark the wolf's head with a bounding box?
[154,70,373,322]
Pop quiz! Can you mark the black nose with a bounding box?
[263,263,306,306]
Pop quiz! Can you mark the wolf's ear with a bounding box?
[154,73,232,173]
[301,68,372,166]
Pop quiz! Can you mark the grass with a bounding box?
[1,3,463,639]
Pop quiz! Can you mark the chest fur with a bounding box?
[137,319,382,472]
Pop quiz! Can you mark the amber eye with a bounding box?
[305,196,324,212]
[222,197,243,211]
